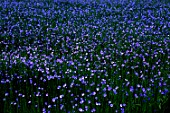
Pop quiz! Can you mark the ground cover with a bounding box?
[0,1,170,113]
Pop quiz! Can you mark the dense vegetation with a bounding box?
[0,0,170,113]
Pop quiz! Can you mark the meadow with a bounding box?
[0,0,170,113]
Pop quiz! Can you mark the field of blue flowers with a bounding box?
[0,0,170,113]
